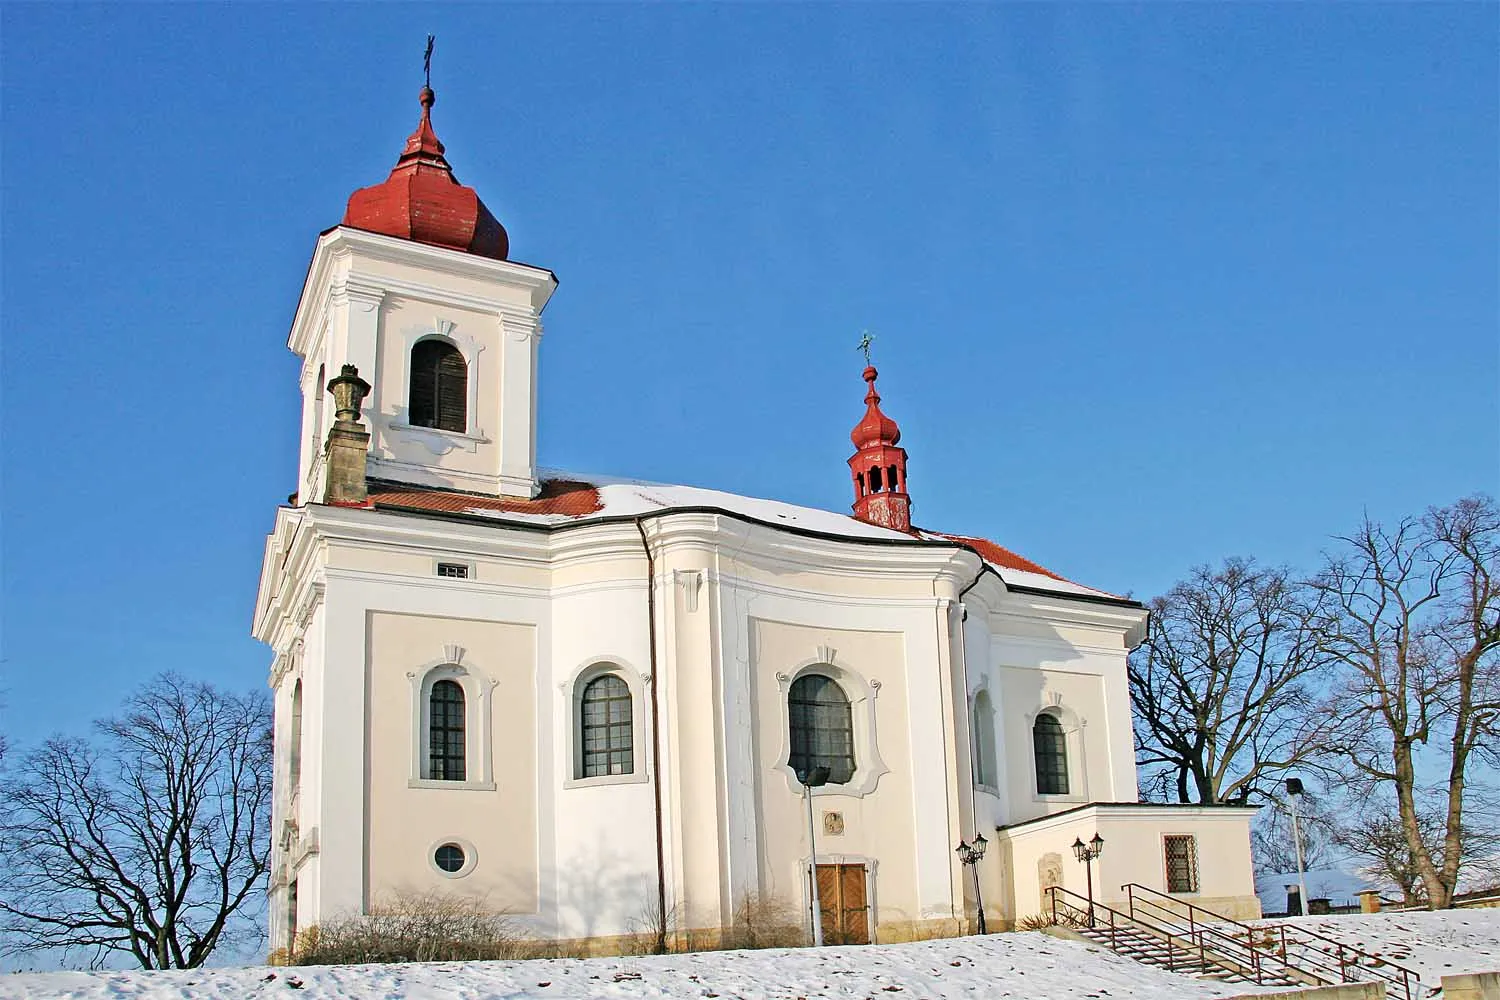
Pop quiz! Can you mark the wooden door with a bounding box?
[816,863,870,945]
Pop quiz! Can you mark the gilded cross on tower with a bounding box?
[857,331,875,365]
[424,35,435,89]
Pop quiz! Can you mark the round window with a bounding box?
[434,843,466,873]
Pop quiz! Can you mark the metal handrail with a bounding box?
[1119,883,1418,1000]
[1048,886,1277,984]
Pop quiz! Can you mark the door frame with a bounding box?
[802,854,878,944]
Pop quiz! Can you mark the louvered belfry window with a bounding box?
[789,673,856,785]
[428,680,466,781]
[410,339,467,432]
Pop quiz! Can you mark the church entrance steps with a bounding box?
[1045,885,1421,999]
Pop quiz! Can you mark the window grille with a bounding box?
[410,340,467,432]
[1033,713,1069,794]
[436,562,469,579]
[434,843,466,873]
[1165,835,1199,893]
[428,680,466,781]
[788,673,855,785]
[580,675,633,777]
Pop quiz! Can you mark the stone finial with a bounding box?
[327,364,370,423]
[323,364,372,506]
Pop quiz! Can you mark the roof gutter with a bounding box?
[353,500,1145,611]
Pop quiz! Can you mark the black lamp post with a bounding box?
[798,765,831,946]
[955,833,990,934]
[1071,832,1105,927]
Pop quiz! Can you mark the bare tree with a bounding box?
[1334,801,1500,907]
[0,674,272,968]
[1308,495,1500,908]
[1129,558,1333,804]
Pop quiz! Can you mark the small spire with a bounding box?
[397,35,446,164]
[847,360,911,533]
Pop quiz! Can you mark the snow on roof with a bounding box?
[363,471,1129,604]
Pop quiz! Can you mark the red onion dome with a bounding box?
[850,366,902,449]
[342,86,509,261]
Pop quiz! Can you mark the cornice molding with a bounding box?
[287,226,557,359]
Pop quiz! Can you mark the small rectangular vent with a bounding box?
[436,562,469,579]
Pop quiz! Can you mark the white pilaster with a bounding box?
[314,585,368,916]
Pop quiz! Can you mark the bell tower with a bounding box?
[847,363,912,533]
[288,76,556,503]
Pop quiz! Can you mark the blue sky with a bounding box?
[2,3,1496,752]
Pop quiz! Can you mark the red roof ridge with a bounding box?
[925,531,1075,584]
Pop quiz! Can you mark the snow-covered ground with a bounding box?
[1251,907,1500,985]
[4,909,1496,1000]
[0,932,1249,1000]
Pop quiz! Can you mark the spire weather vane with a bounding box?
[424,35,435,89]
[857,331,875,365]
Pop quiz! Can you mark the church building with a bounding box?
[253,80,1259,956]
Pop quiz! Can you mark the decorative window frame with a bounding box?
[969,683,1000,796]
[407,649,497,790]
[428,836,479,879]
[1024,696,1088,804]
[388,320,490,454]
[1161,833,1201,895]
[562,657,650,789]
[774,653,889,799]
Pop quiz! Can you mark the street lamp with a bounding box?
[1286,777,1310,917]
[955,833,990,934]
[798,765,831,947]
[1072,832,1105,927]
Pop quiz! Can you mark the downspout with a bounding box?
[637,517,668,954]
[954,560,991,928]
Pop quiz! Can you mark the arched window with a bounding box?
[580,674,633,778]
[312,364,326,446]
[1033,712,1069,795]
[429,680,466,781]
[788,673,855,785]
[410,339,467,432]
[289,680,303,792]
[972,690,997,788]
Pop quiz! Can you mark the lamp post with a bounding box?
[1072,832,1105,927]
[798,764,831,947]
[1286,777,1310,918]
[955,833,990,934]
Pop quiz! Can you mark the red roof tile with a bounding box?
[368,479,602,518]
[926,532,1069,582]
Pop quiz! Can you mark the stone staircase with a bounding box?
[1071,921,1302,986]
[1046,884,1420,999]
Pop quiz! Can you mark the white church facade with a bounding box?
[253,82,1259,956]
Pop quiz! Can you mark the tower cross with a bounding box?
[424,35,435,89]
[857,331,874,365]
